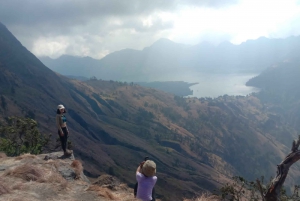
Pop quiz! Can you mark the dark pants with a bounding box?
[58,127,68,152]
[134,182,156,201]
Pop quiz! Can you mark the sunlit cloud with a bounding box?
[1,0,300,58]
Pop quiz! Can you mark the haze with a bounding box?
[1,0,300,59]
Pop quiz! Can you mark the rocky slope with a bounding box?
[0,152,136,201]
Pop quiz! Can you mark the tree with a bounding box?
[0,116,51,156]
[216,135,300,201]
[264,135,300,201]
[89,76,97,80]
[217,176,300,201]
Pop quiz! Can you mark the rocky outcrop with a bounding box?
[0,152,136,201]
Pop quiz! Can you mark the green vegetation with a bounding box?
[161,106,182,122]
[136,107,154,122]
[0,116,51,156]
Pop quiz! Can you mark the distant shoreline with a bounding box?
[136,81,199,96]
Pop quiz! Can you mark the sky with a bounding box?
[1,0,300,59]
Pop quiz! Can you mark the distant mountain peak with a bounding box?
[145,38,187,52]
[153,37,174,44]
[193,41,216,51]
[218,41,234,47]
[0,21,9,32]
[59,54,81,59]
[150,38,185,48]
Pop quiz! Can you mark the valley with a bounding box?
[1,21,300,201]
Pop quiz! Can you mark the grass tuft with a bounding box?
[4,163,43,181]
[186,193,220,201]
[71,160,83,179]
[87,185,116,200]
[0,178,10,195]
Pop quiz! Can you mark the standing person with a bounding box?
[56,104,72,156]
[135,159,157,201]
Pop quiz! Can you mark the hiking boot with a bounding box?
[67,149,73,154]
[64,150,72,156]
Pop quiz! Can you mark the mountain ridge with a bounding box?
[2,21,300,200]
[0,21,231,200]
[39,35,300,81]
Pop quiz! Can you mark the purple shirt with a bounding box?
[136,172,157,201]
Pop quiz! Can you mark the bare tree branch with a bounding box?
[264,135,300,201]
[256,179,265,201]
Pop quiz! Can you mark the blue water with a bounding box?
[142,72,260,98]
[187,73,260,98]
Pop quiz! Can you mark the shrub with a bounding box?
[0,116,51,156]
[71,160,83,179]
[87,185,116,200]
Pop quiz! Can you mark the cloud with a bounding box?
[1,0,300,59]
[181,0,239,8]
[0,1,176,57]
[0,0,237,27]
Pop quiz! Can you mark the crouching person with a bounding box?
[136,160,157,201]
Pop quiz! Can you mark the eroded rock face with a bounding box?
[43,152,75,161]
[0,165,7,171]
[43,152,77,181]
[57,163,77,180]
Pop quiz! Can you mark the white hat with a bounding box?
[142,160,156,177]
[57,104,65,109]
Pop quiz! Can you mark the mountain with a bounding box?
[39,55,101,78]
[0,151,215,201]
[1,21,300,200]
[0,22,115,177]
[246,60,300,95]
[84,78,300,191]
[39,36,300,82]
[0,21,228,200]
[246,59,300,132]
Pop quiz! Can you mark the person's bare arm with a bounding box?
[56,115,63,136]
[136,165,141,174]
[136,161,146,174]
